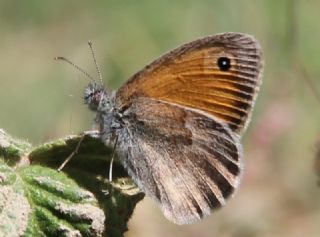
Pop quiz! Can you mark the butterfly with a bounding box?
[58,32,263,224]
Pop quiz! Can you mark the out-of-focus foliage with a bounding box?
[0,0,319,236]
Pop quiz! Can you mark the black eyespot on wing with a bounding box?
[217,57,231,71]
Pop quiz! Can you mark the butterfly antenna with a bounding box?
[54,56,95,82]
[88,40,104,85]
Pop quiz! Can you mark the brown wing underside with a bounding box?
[116,33,263,135]
[116,97,242,224]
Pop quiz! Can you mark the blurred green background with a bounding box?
[1,0,320,236]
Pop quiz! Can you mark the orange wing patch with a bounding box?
[116,33,263,135]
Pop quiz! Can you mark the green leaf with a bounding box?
[0,129,31,167]
[0,160,105,237]
[0,130,144,237]
[0,160,30,237]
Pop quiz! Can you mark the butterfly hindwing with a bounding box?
[115,97,242,224]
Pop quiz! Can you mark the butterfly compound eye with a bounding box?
[217,57,231,71]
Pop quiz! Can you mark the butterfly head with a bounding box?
[84,82,112,112]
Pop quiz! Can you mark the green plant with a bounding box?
[0,129,144,237]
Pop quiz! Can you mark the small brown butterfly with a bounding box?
[58,32,263,224]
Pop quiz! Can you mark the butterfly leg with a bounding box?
[109,135,118,182]
[58,130,100,171]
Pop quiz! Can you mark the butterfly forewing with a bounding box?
[116,97,242,224]
[116,33,263,135]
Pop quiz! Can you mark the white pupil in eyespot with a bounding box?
[217,57,231,71]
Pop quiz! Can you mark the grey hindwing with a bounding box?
[114,97,243,224]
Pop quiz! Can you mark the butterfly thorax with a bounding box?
[84,82,120,144]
